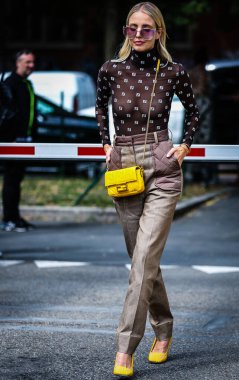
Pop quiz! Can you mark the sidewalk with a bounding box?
[0,187,231,224]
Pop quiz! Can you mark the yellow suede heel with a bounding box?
[148,337,172,363]
[113,354,134,377]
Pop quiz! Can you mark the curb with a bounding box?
[0,187,232,224]
[174,187,231,218]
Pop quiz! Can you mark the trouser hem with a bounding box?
[117,333,141,355]
[152,321,173,341]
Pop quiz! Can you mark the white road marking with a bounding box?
[125,264,178,271]
[34,261,89,268]
[1,260,239,274]
[0,260,25,267]
[126,264,239,274]
[192,265,239,274]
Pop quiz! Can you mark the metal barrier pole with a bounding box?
[0,143,239,162]
[0,143,238,204]
[73,167,106,206]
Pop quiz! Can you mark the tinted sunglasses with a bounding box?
[123,26,157,40]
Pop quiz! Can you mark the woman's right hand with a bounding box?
[104,144,113,164]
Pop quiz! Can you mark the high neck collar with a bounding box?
[130,46,160,68]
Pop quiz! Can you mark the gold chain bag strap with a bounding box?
[105,59,160,197]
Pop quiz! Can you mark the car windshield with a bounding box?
[37,97,56,115]
[36,95,76,117]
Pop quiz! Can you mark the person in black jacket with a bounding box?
[1,49,37,232]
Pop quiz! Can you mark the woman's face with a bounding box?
[127,10,160,52]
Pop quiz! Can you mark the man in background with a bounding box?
[1,49,37,232]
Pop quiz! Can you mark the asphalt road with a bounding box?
[0,190,239,380]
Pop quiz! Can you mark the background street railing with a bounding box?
[0,143,239,162]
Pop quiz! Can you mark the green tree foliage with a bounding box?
[175,0,210,26]
[166,0,239,31]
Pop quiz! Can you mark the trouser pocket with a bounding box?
[108,146,122,171]
[151,140,182,192]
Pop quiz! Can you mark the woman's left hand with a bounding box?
[166,144,190,167]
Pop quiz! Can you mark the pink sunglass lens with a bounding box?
[123,27,155,40]
[141,29,155,39]
[123,27,135,38]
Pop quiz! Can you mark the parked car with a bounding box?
[205,59,239,144]
[31,94,101,176]
[29,71,96,113]
[1,71,97,114]
[36,94,100,144]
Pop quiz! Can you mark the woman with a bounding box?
[96,2,199,377]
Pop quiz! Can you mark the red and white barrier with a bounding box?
[0,143,239,162]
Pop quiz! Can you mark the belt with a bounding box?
[114,129,169,146]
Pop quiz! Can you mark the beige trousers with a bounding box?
[109,131,182,354]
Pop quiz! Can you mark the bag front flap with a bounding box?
[105,166,141,187]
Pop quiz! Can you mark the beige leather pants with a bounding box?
[109,130,182,354]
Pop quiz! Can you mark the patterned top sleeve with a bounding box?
[95,61,111,146]
[175,64,200,147]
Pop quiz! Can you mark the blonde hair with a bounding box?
[116,2,172,62]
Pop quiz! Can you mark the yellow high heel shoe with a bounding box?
[113,353,134,377]
[148,337,172,363]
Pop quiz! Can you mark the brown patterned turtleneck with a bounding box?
[96,47,200,147]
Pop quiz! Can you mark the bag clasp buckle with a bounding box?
[117,184,127,192]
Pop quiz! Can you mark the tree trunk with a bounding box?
[104,0,118,60]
